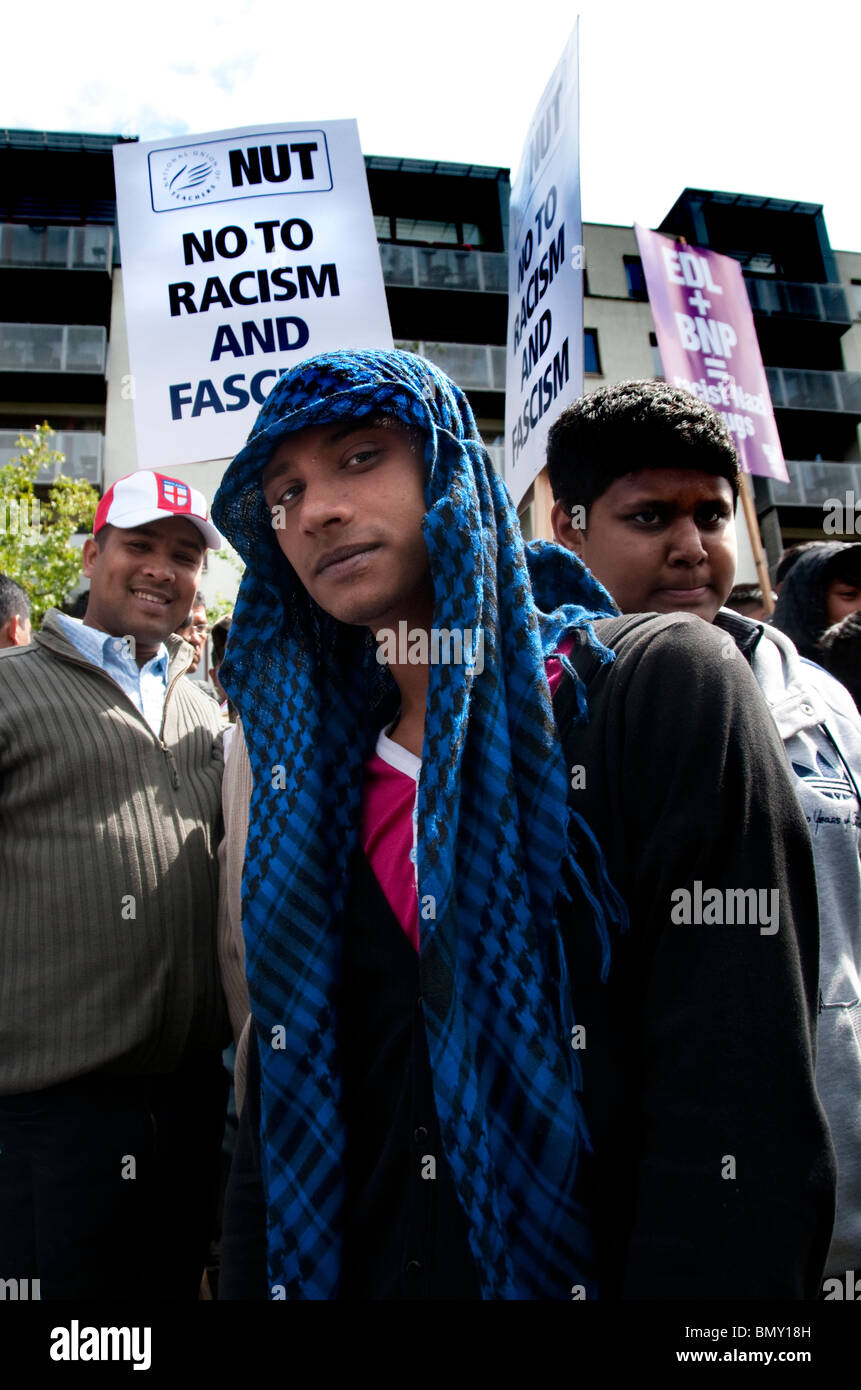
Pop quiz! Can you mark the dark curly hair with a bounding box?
[546,380,741,519]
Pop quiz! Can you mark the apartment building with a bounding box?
[2,131,858,586]
[584,189,861,563]
[0,129,131,492]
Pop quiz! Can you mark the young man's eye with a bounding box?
[630,509,662,525]
[344,446,382,468]
[272,483,302,509]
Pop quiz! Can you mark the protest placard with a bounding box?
[114,120,392,470]
[635,225,788,482]
[504,24,583,509]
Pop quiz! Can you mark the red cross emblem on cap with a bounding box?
[159,477,191,511]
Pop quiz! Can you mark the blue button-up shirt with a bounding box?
[54,613,171,736]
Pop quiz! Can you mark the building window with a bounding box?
[584,329,601,375]
[395,218,459,245]
[624,256,647,299]
[852,281,861,320]
[649,332,664,379]
[374,215,485,248]
[726,249,778,276]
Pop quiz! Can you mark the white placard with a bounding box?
[113,120,393,470]
[504,24,583,507]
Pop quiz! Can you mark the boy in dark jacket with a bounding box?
[548,379,859,1282]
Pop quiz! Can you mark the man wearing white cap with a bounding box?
[0,471,230,1301]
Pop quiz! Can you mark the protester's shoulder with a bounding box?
[0,642,39,666]
[593,610,738,678]
[176,675,226,727]
[582,612,770,741]
[0,636,55,685]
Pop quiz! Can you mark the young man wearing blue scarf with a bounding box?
[212,349,834,1301]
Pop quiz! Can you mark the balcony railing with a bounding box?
[395,339,506,392]
[765,367,861,415]
[0,429,104,486]
[745,278,850,324]
[0,323,107,374]
[380,243,508,294]
[0,223,113,272]
[770,459,861,507]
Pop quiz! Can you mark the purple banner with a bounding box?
[635,225,788,483]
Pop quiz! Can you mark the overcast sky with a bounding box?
[6,0,858,251]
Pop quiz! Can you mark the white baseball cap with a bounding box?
[94,471,222,549]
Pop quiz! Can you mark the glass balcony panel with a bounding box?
[395,339,505,392]
[820,285,851,323]
[770,460,861,508]
[379,242,507,293]
[72,227,112,270]
[786,370,837,411]
[489,345,507,390]
[745,277,850,324]
[767,367,837,412]
[783,283,819,318]
[65,325,107,372]
[480,255,509,292]
[0,323,106,373]
[0,429,104,486]
[746,279,781,314]
[414,248,481,292]
[838,372,861,413]
[771,467,806,506]
[0,323,61,371]
[431,342,489,388]
[0,223,112,271]
[378,242,417,287]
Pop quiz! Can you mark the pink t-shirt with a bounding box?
[360,634,577,949]
[360,729,422,951]
[545,631,576,697]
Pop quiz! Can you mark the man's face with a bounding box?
[82,518,205,665]
[825,576,861,627]
[552,468,737,623]
[262,418,432,631]
[175,603,208,672]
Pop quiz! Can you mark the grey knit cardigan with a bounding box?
[0,610,228,1094]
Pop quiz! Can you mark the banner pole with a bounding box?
[738,471,775,615]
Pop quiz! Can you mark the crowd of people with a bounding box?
[0,352,858,1301]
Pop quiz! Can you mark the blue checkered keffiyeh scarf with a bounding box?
[212,349,625,1300]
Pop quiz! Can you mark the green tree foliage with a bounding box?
[0,424,99,626]
[207,543,245,624]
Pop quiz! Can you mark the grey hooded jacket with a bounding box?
[716,608,861,1277]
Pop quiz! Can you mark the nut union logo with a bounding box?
[161,149,220,204]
